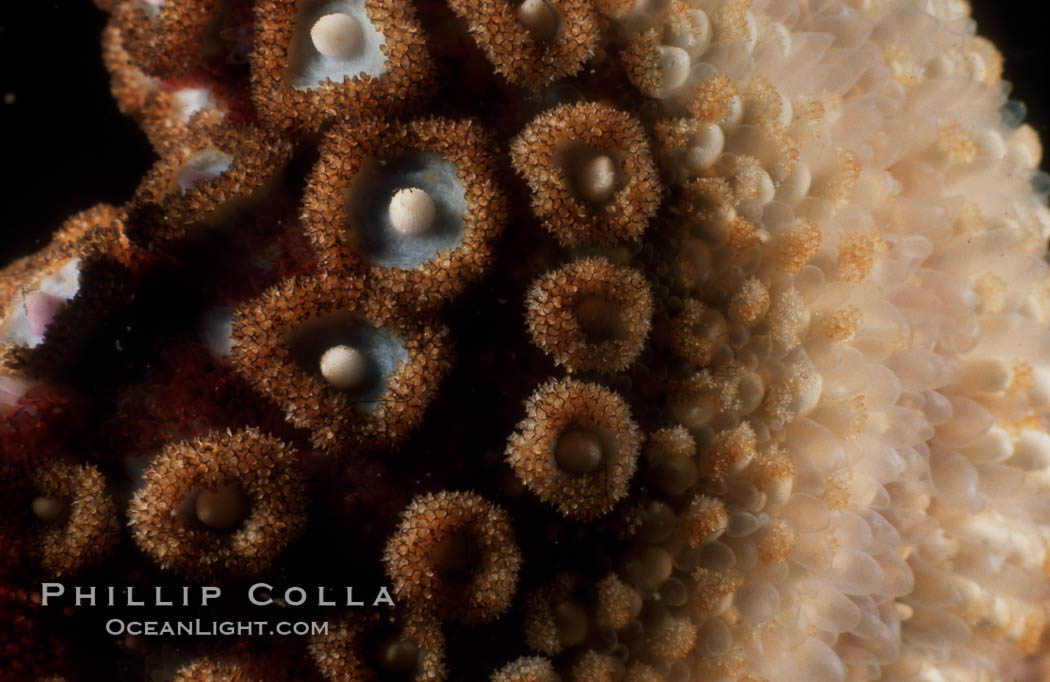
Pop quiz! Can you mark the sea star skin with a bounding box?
[2,1,1050,680]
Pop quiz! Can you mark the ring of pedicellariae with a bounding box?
[525,257,654,373]
[506,379,641,520]
[0,459,119,577]
[125,117,294,247]
[644,425,701,498]
[101,20,157,135]
[230,274,453,453]
[112,0,221,78]
[140,96,228,159]
[127,428,307,580]
[250,0,434,133]
[622,28,693,100]
[667,298,731,368]
[382,491,521,625]
[301,117,508,312]
[101,15,238,157]
[309,611,446,682]
[446,0,600,88]
[570,651,623,681]
[521,573,593,656]
[490,656,560,682]
[171,657,264,682]
[510,102,663,248]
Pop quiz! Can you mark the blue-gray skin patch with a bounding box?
[345,152,468,269]
[287,0,388,89]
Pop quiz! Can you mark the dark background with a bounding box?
[0,2,1046,267]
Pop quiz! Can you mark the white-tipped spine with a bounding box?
[517,0,560,43]
[389,187,437,236]
[685,122,725,172]
[1008,430,1050,470]
[576,155,619,204]
[311,13,365,61]
[320,345,369,390]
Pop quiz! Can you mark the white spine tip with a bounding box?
[957,358,1012,394]
[776,161,811,204]
[775,90,794,129]
[657,45,691,93]
[1028,366,1050,408]
[1009,125,1042,170]
[965,51,987,82]
[320,344,369,390]
[769,22,792,56]
[1009,430,1050,471]
[764,476,793,507]
[797,378,822,418]
[977,129,1007,160]
[311,13,365,61]
[31,496,64,523]
[741,10,759,52]
[735,581,780,625]
[723,93,745,131]
[576,154,619,204]
[960,426,1013,464]
[753,168,776,206]
[517,0,560,43]
[389,187,437,236]
[924,55,954,79]
[666,9,710,54]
